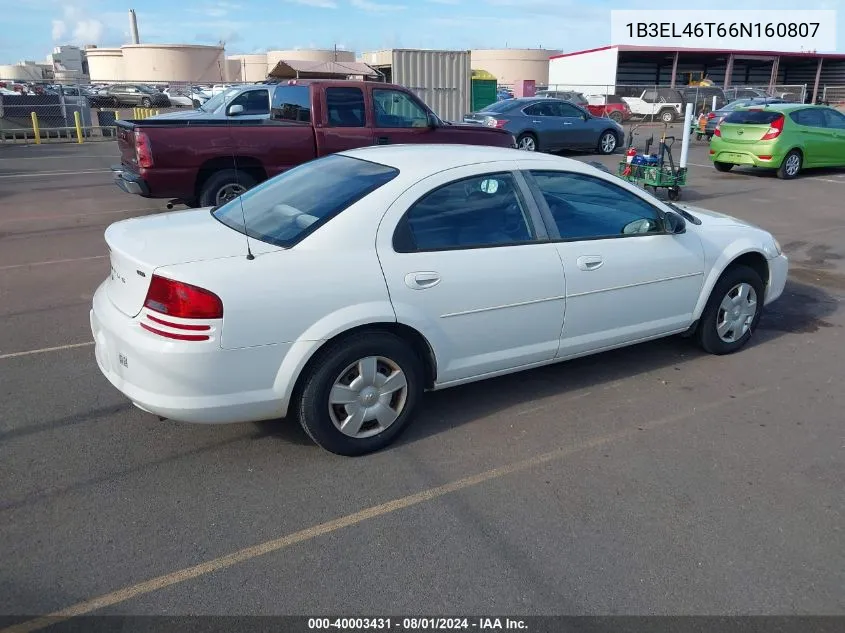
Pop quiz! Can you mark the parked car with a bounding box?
[92,144,789,456]
[536,90,589,107]
[463,98,623,154]
[112,80,516,207]
[622,88,685,122]
[163,87,205,108]
[709,103,845,179]
[724,87,771,101]
[681,86,727,111]
[106,84,171,108]
[703,97,787,139]
[585,94,632,123]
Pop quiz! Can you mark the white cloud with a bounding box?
[351,0,406,12]
[51,19,66,40]
[286,0,338,8]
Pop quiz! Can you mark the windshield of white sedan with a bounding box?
[212,155,400,247]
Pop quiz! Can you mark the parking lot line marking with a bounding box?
[0,255,106,272]
[0,155,115,161]
[0,342,94,361]
[0,208,161,225]
[0,385,768,633]
[0,169,109,178]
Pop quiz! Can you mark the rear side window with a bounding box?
[724,110,783,125]
[790,108,826,127]
[480,100,517,113]
[212,155,398,248]
[271,85,311,122]
[326,87,365,127]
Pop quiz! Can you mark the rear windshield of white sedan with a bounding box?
[212,155,399,248]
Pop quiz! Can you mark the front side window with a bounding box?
[394,173,535,252]
[554,102,584,118]
[212,155,398,248]
[373,89,428,128]
[529,170,663,240]
[326,87,365,127]
[229,89,269,115]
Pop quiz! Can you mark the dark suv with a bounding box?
[106,84,171,108]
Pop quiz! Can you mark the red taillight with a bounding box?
[714,126,721,137]
[760,114,785,141]
[143,274,223,319]
[135,131,153,168]
[140,323,210,341]
[707,112,716,120]
[757,155,773,160]
[484,116,507,129]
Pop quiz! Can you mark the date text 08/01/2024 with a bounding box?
[625,22,820,39]
[307,618,528,630]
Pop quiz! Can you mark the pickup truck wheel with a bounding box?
[140,97,151,108]
[199,169,257,207]
[659,109,675,123]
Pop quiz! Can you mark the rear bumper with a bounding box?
[709,147,785,168]
[111,164,149,196]
[90,281,291,424]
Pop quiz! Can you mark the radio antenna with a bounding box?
[223,83,255,261]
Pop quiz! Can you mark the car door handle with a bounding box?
[404,272,441,289]
[563,122,573,125]
[376,136,390,145]
[576,256,603,271]
[532,120,542,123]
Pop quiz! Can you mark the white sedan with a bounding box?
[91,145,788,456]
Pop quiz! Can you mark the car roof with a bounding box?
[736,103,818,112]
[339,144,599,179]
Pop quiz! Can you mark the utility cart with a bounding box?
[617,124,689,201]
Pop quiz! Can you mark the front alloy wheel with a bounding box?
[598,132,617,154]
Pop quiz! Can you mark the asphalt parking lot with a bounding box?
[1,134,844,625]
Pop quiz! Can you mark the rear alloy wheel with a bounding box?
[198,169,257,207]
[714,161,733,172]
[697,265,764,355]
[296,332,423,456]
[517,133,537,151]
[609,111,623,124]
[597,131,618,155]
[777,150,802,179]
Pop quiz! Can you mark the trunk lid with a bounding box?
[116,122,137,167]
[718,109,784,144]
[104,208,263,317]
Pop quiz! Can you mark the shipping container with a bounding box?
[362,49,471,122]
[471,78,497,111]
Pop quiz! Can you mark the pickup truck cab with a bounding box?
[113,80,516,207]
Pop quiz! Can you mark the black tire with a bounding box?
[516,132,538,152]
[192,99,201,108]
[198,169,257,207]
[140,97,151,107]
[609,111,623,124]
[659,109,675,123]
[697,265,765,355]
[667,186,681,201]
[296,332,424,456]
[596,130,618,155]
[777,149,802,180]
[714,161,733,172]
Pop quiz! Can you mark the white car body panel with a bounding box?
[622,96,682,118]
[90,145,789,424]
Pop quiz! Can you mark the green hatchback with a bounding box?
[709,103,845,179]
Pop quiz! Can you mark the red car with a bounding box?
[585,94,632,123]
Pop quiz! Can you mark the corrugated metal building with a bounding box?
[549,45,845,102]
[362,49,470,121]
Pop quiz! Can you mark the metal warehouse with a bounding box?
[549,45,845,103]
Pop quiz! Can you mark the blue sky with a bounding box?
[0,0,841,63]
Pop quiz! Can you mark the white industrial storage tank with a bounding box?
[228,53,269,82]
[120,44,227,82]
[85,48,124,82]
[363,49,471,122]
[470,48,560,86]
[266,49,356,73]
[0,64,45,81]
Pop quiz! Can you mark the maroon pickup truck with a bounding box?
[113,79,517,207]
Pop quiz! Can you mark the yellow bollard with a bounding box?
[154,109,159,116]
[132,107,138,119]
[30,112,41,145]
[74,111,84,144]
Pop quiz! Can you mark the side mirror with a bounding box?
[664,211,686,234]
[427,112,439,128]
[227,104,245,116]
